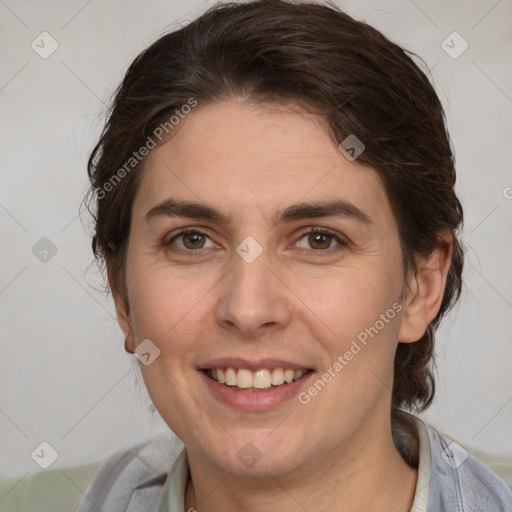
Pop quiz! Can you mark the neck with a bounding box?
[185,415,418,512]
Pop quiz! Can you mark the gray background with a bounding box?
[1,0,511,477]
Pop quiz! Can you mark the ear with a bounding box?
[107,264,135,353]
[398,230,453,343]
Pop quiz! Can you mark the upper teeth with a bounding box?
[208,368,307,389]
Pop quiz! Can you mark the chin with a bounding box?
[194,430,311,478]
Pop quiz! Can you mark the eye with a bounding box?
[295,228,346,252]
[166,228,216,252]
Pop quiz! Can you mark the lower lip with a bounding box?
[199,370,314,411]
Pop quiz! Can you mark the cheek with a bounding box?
[128,291,181,344]
[301,269,403,408]
[126,260,219,352]
[301,265,401,342]
[126,270,212,408]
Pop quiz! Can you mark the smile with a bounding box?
[205,367,311,391]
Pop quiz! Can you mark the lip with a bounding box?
[198,357,312,372]
[199,368,314,411]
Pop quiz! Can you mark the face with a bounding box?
[115,99,419,478]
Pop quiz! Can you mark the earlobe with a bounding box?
[398,231,453,343]
[124,334,135,354]
[107,265,135,353]
[113,292,136,353]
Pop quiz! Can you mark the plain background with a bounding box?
[1,0,511,478]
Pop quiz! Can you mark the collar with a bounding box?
[157,447,189,512]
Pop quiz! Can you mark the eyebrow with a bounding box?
[144,198,372,226]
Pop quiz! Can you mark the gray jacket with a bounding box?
[75,419,512,512]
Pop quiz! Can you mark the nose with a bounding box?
[214,244,292,339]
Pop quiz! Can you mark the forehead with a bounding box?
[134,99,392,228]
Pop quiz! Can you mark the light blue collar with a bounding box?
[157,446,189,512]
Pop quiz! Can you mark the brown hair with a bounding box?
[85,0,464,412]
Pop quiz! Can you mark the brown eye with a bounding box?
[308,232,333,250]
[167,229,215,251]
[181,232,206,249]
[295,229,345,252]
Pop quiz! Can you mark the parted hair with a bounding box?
[86,0,464,412]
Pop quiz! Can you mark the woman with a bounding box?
[75,1,512,510]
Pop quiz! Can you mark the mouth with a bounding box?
[203,367,312,391]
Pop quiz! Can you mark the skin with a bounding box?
[112,98,452,512]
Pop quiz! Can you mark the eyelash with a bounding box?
[165,227,347,257]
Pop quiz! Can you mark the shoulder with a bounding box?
[415,416,512,511]
[0,434,183,512]
[75,432,184,512]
